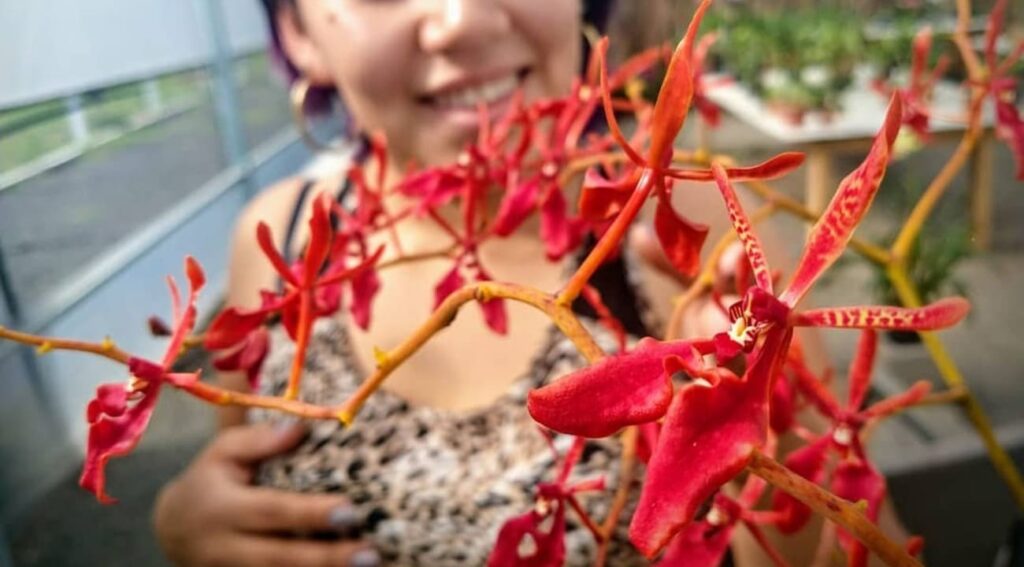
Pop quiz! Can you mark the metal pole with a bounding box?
[199,0,253,192]
[64,94,90,147]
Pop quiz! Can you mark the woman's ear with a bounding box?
[275,3,334,87]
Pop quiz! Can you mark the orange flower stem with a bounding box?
[598,423,634,544]
[336,281,606,424]
[0,325,131,364]
[283,288,315,400]
[375,247,457,270]
[558,168,658,306]
[181,380,340,420]
[558,149,698,187]
[890,94,985,259]
[747,449,922,567]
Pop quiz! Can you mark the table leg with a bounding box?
[805,147,833,232]
[969,129,994,251]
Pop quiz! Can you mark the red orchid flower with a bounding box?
[580,0,805,278]
[81,257,205,503]
[211,327,269,391]
[530,91,969,557]
[772,330,929,567]
[890,26,950,140]
[205,194,383,350]
[984,0,1024,180]
[487,436,605,567]
[657,447,790,567]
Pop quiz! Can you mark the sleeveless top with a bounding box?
[248,174,665,566]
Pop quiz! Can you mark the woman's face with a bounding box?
[284,0,581,169]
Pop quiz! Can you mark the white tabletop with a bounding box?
[704,72,995,145]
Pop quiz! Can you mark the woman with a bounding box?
[152,1,770,565]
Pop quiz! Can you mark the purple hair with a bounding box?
[259,0,617,116]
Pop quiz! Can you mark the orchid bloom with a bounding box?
[893,26,950,140]
[81,257,205,503]
[204,195,383,385]
[984,0,1024,179]
[773,330,930,567]
[487,436,605,567]
[578,0,805,278]
[529,89,969,557]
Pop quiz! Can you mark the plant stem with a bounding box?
[0,326,130,364]
[595,425,639,567]
[336,281,606,423]
[284,288,314,400]
[747,449,921,567]
[559,168,658,305]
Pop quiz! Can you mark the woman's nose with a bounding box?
[419,0,512,54]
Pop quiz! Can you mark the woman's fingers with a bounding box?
[217,535,379,567]
[234,486,363,535]
[204,421,309,466]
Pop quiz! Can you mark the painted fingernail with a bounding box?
[349,548,380,567]
[329,506,362,531]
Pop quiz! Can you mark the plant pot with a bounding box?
[877,333,942,388]
[767,102,806,126]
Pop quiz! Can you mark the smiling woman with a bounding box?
[152,1,657,566]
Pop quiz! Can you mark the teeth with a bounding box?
[434,75,519,109]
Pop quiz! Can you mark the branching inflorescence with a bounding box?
[2,0,1022,565]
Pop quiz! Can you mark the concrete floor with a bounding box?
[5,109,1024,565]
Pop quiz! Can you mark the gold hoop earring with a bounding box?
[290,78,341,152]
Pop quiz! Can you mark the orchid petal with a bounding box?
[256,222,300,288]
[780,95,902,307]
[863,380,932,420]
[349,265,380,330]
[433,263,465,310]
[80,379,160,504]
[995,96,1024,180]
[666,152,806,182]
[646,0,710,167]
[654,196,710,279]
[847,330,878,411]
[493,178,541,236]
[539,188,583,260]
[528,338,697,438]
[711,163,773,293]
[790,297,970,331]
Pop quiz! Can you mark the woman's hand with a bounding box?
[154,422,379,567]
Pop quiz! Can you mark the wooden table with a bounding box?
[704,75,996,249]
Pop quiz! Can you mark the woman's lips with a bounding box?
[419,68,531,126]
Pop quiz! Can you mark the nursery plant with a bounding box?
[2,1,1024,566]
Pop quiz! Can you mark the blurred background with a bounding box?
[1,1,1023,565]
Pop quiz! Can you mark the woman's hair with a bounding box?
[258,0,617,116]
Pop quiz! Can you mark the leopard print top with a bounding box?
[252,314,658,566]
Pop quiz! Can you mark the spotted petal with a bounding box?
[789,297,970,331]
[711,163,773,293]
[666,152,805,183]
[780,95,902,307]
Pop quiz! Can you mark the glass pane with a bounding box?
[0,68,228,311]
[234,52,292,149]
